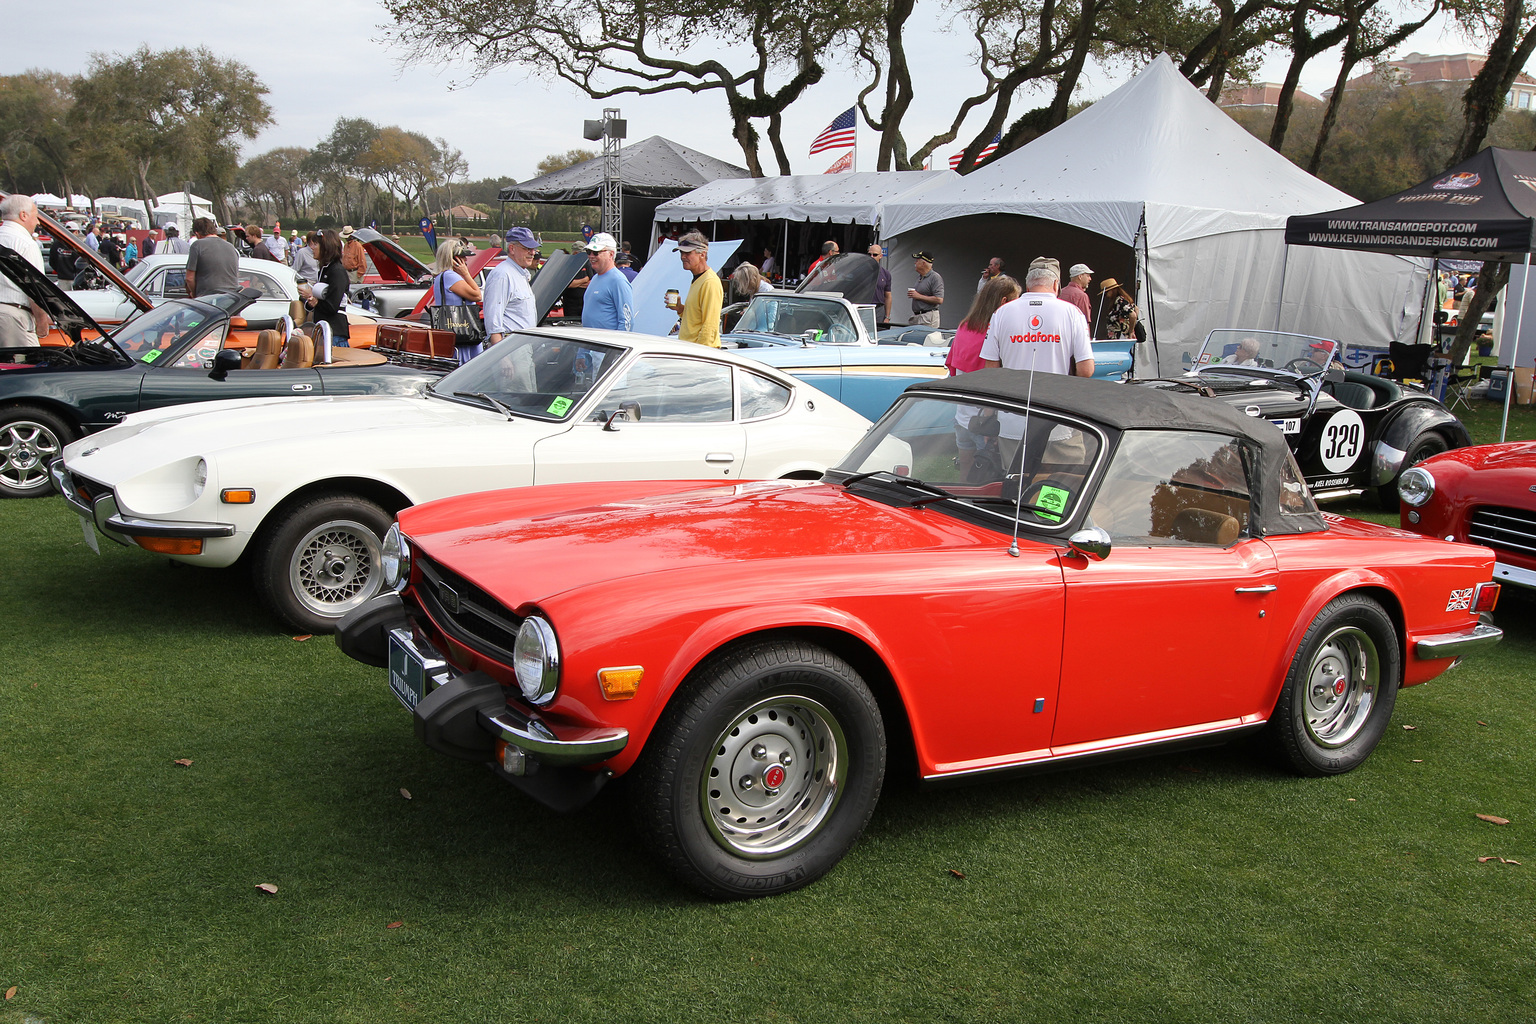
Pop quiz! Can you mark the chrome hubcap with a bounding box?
[1304,626,1379,747]
[0,421,61,492]
[288,520,383,618]
[702,695,845,859]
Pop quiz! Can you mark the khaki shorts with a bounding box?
[908,309,941,327]
[0,303,39,346]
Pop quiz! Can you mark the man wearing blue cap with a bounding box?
[483,226,541,347]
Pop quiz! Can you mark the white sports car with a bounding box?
[71,255,301,329]
[53,329,874,633]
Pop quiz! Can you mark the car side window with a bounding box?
[237,272,286,299]
[738,370,791,420]
[162,269,188,298]
[1087,430,1253,546]
[171,326,229,368]
[590,356,733,423]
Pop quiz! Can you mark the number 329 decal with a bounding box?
[1318,409,1365,474]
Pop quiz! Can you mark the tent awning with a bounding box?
[655,170,959,227]
[499,136,750,204]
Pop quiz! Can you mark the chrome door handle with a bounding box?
[1234,585,1277,593]
[705,452,735,463]
[291,383,314,392]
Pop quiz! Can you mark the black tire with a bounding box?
[1377,431,1448,510]
[0,404,77,499]
[252,492,392,634]
[1271,594,1400,776]
[631,640,886,899]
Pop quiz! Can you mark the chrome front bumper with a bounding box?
[51,462,234,541]
[1414,622,1504,660]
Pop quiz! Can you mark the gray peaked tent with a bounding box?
[499,136,750,248]
[880,54,1428,369]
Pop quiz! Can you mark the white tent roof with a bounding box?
[881,54,1359,245]
[156,191,213,207]
[657,170,958,226]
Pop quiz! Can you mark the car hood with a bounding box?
[37,207,154,312]
[0,243,111,341]
[400,478,999,606]
[1424,440,1536,487]
[64,392,535,479]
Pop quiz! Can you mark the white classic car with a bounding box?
[70,254,302,329]
[53,328,874,633]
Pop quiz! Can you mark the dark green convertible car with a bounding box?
[0,247,438,498]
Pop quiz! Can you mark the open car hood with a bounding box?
[532,251,586,323]
[35,207,155,312]
[354,228,430,284]
[0,244,113,343]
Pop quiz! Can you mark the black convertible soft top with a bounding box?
[911,370,1326,537]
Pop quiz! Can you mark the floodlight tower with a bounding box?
[583,109,626,245]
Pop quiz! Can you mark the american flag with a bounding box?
[823,150,853,174]
[950,133,1001,170]
[810,107,857,155]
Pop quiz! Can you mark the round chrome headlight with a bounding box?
[512,616,560,705]
[381,523,411,591]
[192,459,208,500]
[1398,466,1436,507]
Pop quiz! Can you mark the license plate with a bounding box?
[79,514,100,555]
[388,632,426,712]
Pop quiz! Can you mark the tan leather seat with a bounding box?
[281,332,315,369]
[250,329,282,370]
[1170,508,1241,547]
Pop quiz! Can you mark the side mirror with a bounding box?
[1066,526,1112,562]
[209,348,242,381]
[229,316,249,328]
[603,402,641,431]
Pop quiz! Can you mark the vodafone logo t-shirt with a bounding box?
[980,293,1092,375]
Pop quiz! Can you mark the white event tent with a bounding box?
[880,54,1428,369]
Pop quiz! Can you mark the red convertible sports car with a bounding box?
[339,371,1503,898]
[1399,440,1536,592]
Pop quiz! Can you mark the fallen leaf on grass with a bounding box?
[1411,759,1423,763]
[173,758,193,767]
[292,634,313,642]
[1477,721,1489,727]
[4,986,15,1001]
[386,921,403,929]
[400,788,412,800]
[947,869,966,880]
[1477,814,1511,825]
[255,883,279,894]
[1347,798,1356,802]
[1478,856,1522,865]
[1402,725,1417,731]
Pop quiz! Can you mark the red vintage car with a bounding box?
[339,372,1503,898]
[1399,440,1536,591]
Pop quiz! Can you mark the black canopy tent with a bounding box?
[1285,147,1536,440]
[497,136,749,253]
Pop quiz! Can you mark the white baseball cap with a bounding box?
[1069,263,1094,277]
[586,232,618,253]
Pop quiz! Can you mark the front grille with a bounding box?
[413,553,523,663]
[1469,504,1536,558]
[72,471,113,505]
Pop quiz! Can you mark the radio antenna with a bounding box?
[1007,364,1036,557]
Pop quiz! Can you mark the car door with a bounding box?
[1054,429,1279,750]
[136,325,324,411]
[531,353,747,483]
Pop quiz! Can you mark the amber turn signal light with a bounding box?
[597,666,644,701]
[221,488,256,504]
[133,536,204,555]
[1473,582,1501,613]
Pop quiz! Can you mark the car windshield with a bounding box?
[1193,330,1339,377]
[108,300,221,364]
[831,394,1103,529]
[797,253,880,303]
[735,295,861,345]
[432,332,626,420]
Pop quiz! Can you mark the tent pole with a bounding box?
[1502,252,1529,442]
[1414,258,1435,348]
[1137,213,1158,378]
[1274,242,1290,332]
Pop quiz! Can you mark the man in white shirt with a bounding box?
[981,262,1094,378]
[482,226,540,346]
[0,195,52,346]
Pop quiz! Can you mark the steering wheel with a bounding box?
[1284,357,1320,372]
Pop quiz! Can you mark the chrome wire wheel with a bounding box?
[1301,625,1380,748]
[701,695,847,859]
[288,518,383,618]
[0,419,62,494]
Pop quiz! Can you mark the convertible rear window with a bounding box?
[1087,430,1253,546]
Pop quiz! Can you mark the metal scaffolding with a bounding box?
[601,108,623,243]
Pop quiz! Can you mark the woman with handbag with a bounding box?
[302,229,354,348]
[429,240,485,364]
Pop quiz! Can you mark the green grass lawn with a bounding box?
[3,394,1534,1021]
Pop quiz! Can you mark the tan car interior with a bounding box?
[239,326,387,370]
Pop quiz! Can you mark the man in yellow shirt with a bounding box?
[668,231,722,347]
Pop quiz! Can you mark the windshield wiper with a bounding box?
[454,391,514,420]
[841,470,952,500]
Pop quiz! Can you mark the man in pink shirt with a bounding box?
[1059,263,1093,324]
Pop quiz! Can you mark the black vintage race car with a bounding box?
[1135,329,1469,507]
[0,247,439,499]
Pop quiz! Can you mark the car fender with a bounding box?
[1272,567,1404,698]
[1372,401,1470,485]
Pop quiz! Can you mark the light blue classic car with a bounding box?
[723,255,1133,420]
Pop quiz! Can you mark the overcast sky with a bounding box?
[8,1,1485,185]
